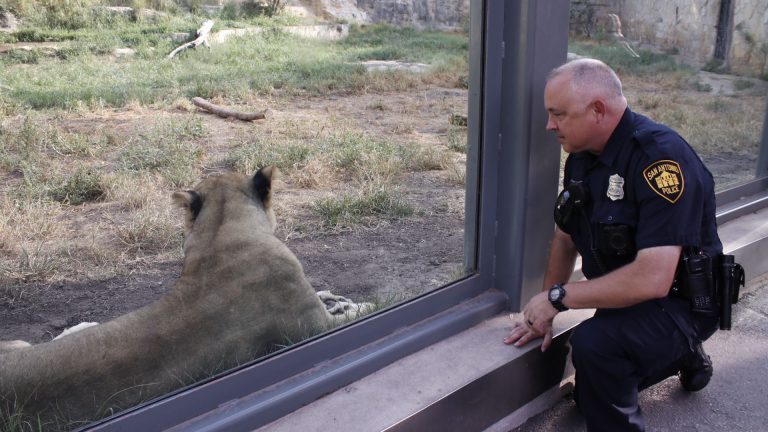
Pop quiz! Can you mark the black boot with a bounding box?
[679,342,713,392]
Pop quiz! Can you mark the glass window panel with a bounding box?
[0,3,474,428]
[567,2,768,192]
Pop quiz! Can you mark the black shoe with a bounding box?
[679,342,713,392]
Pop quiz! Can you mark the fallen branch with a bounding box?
[167,20,214,59]
[191,97,271,121]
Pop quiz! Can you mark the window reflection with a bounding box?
[567,4,767,192]
[0,5,470,429]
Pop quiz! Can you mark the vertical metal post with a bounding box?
[756,98,768,178]
[493,0,570,311]
[463,0,485,273]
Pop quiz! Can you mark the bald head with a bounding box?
[547,58,626,107]
[544,58,628,154]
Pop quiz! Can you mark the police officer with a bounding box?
[503,58,721,431]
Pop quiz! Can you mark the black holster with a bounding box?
[671,250,745,330]
[718,254,745,330]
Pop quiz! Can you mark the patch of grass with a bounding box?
[734,79,754,91]
[117,118,205,186]
[1,48,44,65]
[0,116,109,178]
[407,144,451,171]
[313,187,414,230]
[0,197,64,250]
[445,124,467,153]
[1,21,469,109]
[320,131,444,183]
[705,98,731,113]
[103,172,167,210]
[692,81,713,92]
[636,96,662,111]
[342,25,468,64]
[632,89,763,168]
[115,204,182,253]
[0,116,46,174]
[48,166,105,205]
[0,396,48,432]
[446,162,466,186]
[222,137,312,173]
[569,41,692,77]
[1,245,59,284]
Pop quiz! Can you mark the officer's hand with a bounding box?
[503,292,558,351]
[503,313,554,352]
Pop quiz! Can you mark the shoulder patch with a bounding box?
[643,160,684,203]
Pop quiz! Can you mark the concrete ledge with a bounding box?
[256,309,594,432]
[718,205,768,280]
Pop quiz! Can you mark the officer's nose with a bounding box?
[546,115,557,132]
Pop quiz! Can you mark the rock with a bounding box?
[298,0,469,30]
[0,11,19,32]
[361,60,429,73]
[113,48,136,58]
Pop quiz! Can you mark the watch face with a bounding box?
[549,288,559,301]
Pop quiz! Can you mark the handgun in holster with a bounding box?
[718,254,745,330]
[672,249,745,330]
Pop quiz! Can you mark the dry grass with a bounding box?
[0,95,464,288]
[622,73,765,189]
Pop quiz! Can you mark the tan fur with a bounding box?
[0,167,334,424]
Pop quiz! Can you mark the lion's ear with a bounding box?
[172,190,203,220]
[253,166,277,208]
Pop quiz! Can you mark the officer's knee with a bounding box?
[570,318,611,365]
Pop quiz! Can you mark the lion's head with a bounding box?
[172,166,278,254]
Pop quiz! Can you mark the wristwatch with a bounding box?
[548,283,569,312]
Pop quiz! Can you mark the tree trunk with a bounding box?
[713,0,735,70]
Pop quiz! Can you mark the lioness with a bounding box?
[0,166,335,426]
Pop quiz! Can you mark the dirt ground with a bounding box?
[0,87,469,344]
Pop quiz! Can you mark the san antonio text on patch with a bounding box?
[643,160,684,203]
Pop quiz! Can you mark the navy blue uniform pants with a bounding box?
[569,300,695,432]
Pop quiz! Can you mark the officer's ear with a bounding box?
[591,99,607,122]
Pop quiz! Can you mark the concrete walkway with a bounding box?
[510,272,768,431]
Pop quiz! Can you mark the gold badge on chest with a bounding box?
[607,173,625,201]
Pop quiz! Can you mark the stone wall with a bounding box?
[730,1,768,76]
[357,0,469,30]
[572,0,768,77]
[297,0,469,31]
[611,0,720,63]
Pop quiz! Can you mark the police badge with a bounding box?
[607,174,624,201]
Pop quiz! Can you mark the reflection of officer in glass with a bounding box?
[504,58,721,431]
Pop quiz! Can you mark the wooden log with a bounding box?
[191,97,271,121]
[167,20,214,59]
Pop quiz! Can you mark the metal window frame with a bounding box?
[84,0,768,430]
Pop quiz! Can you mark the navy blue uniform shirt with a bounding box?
[560,107,723,280]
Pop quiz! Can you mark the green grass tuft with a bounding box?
[48,167,105,205]
[313,187,414,230]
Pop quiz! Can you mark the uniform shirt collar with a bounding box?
[597,107,634,168]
